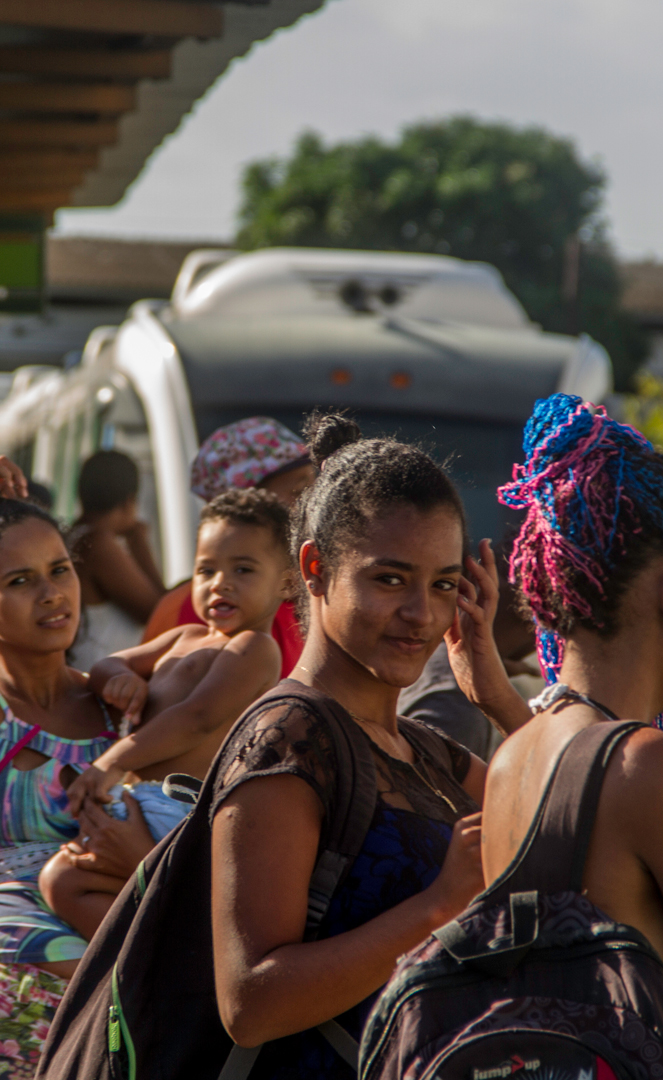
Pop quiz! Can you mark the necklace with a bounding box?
[298,666,457,811]
[528,682,619,721]
[402,755,457,812]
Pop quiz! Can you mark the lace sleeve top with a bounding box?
[210,680,479,1080]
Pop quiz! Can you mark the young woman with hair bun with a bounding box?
[207,412,528,1078]
[481,393,663,957]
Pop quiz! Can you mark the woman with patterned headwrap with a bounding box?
[143,417,315,673]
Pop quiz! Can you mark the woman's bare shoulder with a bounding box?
[607,724,663,786]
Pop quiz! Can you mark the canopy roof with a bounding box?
[0,0,325,219]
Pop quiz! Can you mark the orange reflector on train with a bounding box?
[390,372,411,390]
[331,368,352,385]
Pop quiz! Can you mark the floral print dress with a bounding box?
[0,964,66,1077]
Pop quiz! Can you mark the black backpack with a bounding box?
[38,681,450,1080]
[360,720,663,1080]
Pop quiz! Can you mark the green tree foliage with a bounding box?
[623,372,663,450]
[236,119,647,390]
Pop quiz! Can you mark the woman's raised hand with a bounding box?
[445,539,502,697]
[0,457,28,500]
[424,812,484,925]
[445,539,531,736]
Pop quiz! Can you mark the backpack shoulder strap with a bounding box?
[173,678,378,935]
[273,680,378,938]
[434,719,647,979]
[216,680,377,1078]
[494,719,645,898]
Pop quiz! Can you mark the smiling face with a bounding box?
[192,518,290,635]
[314,504,464,688]
[0,517,80,655]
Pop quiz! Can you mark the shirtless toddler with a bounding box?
[40,488,292,938]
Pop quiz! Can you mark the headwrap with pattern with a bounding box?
[190,417,307,502]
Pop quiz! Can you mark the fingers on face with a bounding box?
[465,556,490,590]
[467,550,499,602]
[478,538,498,581]
[457,587,483,625]
[444,616,461,646]
[458,576,478,604]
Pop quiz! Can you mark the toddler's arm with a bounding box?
[90,626,187,721]
[68,628,188,816]
[80,630,280,795]
[89,627,185,699]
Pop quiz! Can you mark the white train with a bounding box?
[0,247,611,586]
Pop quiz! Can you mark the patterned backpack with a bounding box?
[360,720,663,1080]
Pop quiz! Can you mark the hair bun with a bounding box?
[303,411,362,468]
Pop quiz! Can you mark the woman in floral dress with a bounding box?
[0,497,152,1076]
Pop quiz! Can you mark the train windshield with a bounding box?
[192,405,525,544]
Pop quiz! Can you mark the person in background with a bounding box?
[26,479,53,512]
[397,643,500,761]
[143,416,315,675]
[69,451,164,671]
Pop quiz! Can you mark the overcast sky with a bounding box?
[55,0,663,260]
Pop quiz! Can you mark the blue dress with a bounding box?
[211,693,479,1080]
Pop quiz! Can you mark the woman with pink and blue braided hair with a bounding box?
[477,390,663,974]
[498,392,663,686]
